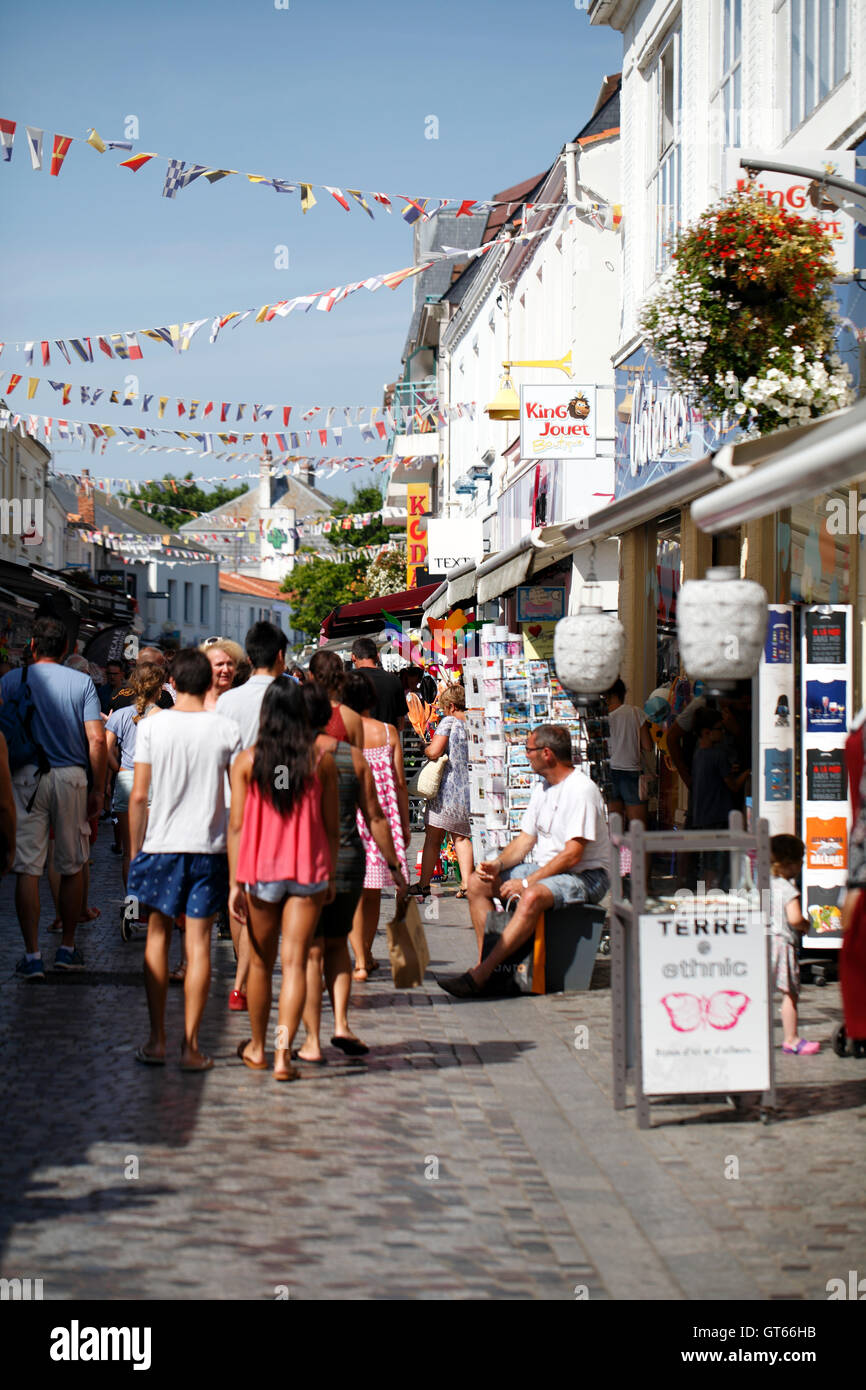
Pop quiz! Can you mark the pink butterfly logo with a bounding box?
[660,991,750,1032]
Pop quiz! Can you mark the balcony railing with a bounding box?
[384,377,439,437]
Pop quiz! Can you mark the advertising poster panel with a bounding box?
[800,605,852,946]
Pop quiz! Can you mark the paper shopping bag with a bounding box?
[387,896,430,988]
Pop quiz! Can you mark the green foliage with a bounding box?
[327,485,398,548]
[120,473,247,529]
[280,554,368,639]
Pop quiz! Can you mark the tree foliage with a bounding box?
[120,472,247,529]
[328,485,399,549]
[280,555,368,640]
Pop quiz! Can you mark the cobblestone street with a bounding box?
[1,831,865,1302]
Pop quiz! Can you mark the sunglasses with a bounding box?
[202,636,227,647]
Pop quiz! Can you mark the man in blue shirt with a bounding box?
[0,617,107,977]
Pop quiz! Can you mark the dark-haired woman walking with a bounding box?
[228,680,339,1081]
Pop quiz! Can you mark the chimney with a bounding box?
[301,462,316,492]
[258,450,274,512]
[77,468,95,527]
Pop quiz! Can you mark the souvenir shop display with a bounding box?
[463,624,612,866]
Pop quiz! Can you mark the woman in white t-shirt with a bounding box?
[605,678,654,826]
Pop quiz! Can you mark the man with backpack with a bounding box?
[0,617,107,978]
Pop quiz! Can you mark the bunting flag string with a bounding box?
[1,370,456,436]
[0,228,551,359]
[0,115,601,223]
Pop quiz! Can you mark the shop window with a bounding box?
[200,586,209,625]
[184,582,193,623]
[778,488,853,604]
[168,579,177,619]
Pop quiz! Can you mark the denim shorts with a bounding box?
[245,878,328,904]
[511,861,609,910]
[609,769,644,805]
[128,851,229,919]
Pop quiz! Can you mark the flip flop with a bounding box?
[352,967,368,982]
[179,1044,214,1072]
[455,888,467,899]
[237,1039,267,1070]
[79,907,101,923]
[330,1035,369,1057]
[134,1046,165,1066]
[291,1049,328,1066]
[169,964,186,984]
[273,1064,300,1082]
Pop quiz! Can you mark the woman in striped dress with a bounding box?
[341,671,410,981]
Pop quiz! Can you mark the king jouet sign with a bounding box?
[520,384,597,460]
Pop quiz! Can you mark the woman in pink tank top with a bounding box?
[341,671,410,981]
[228,679,338,1081]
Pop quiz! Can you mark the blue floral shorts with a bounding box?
[128,851,229,920]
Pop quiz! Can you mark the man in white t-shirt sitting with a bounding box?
[438,724,610,999]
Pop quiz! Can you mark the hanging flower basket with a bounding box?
[638,189,854,436]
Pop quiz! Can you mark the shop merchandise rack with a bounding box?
[462,634,612,866]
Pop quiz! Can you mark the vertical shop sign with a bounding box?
[801,605,852,946]
[406,483,430,589]
[757,605,795,835]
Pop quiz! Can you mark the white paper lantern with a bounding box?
[677,566,768,694]
[554,606,625,703]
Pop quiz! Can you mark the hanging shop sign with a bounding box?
[519,385,597,461]
[724,148,856,274]
[756,604,796,837]
[425,517,483,577]
[638,901,771,1096]
[406,483,430,589]
[800,604,852,945]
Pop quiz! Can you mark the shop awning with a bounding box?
[425,587,450,620]
[421,559,478,618]
[319,582,440,641]
[690,401,865,533]
[448,563,477,608]
[474,523,573,605]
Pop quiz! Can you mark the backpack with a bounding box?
[0,666,51,775]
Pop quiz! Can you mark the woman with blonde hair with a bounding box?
[199,638,244,710]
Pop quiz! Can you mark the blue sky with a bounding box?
[0,0,621,501]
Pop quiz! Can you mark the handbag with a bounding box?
[387,895,430,987]
[409,753,448,800]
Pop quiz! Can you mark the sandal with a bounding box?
[331,1034,369,1057]
[179,1042,213,1072]
[134,1045,165,1066]
[169,963,186,984]
[455,888,467,899]
[352,966,368,982]
[237,1039,267,1071]
[273,1064,300,1082]
[79,907,101,923]
[406,883,430,898]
